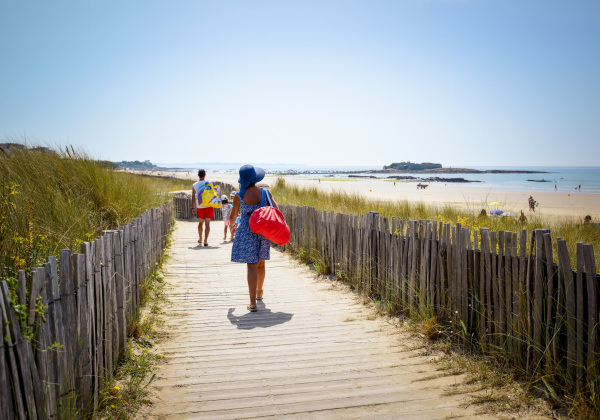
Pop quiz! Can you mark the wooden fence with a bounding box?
[173,182,236,220]
[279,204,599,394]
[0,202,174,419]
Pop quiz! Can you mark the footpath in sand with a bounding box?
[141,220,518,419]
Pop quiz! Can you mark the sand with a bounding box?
[170,170,600,222]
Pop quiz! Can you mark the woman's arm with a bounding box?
[230,195,241,223]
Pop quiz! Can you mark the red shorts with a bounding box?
[196,207,214,219]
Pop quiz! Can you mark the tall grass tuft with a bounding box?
[0,144,188,289]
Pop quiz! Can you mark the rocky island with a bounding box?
[349,174,480,183]
[379,161,549,174]
[276,162,551,184]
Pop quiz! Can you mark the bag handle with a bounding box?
[265,189,274,208]
[259,188,273,208]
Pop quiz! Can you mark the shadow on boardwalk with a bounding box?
[227,305,294,330]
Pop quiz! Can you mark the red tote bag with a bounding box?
[249,191,290,246]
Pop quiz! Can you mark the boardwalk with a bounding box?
[140,220,497,419]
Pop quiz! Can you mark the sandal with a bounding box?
[247,305,257,312]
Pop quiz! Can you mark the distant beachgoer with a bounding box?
[230,164,277,312]
[578,185,581,191]
[394,182,396,186]
[192,169,213,246]
[221,195,233,241]
[554,184,557,191]
[528,196,535,212]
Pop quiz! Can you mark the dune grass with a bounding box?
[0,145,188,291]
[271,178,600,271]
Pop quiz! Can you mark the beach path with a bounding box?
[139,220,498,419]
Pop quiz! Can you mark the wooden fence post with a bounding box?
[575,243,585,389]
[59,249,77,416]
[0,288,14,419]
[113,230,127,358]
[0,281,33,419]
[93,236,105,393]
[583,245,598,387]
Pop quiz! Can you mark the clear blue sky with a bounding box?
[1,1,598,167]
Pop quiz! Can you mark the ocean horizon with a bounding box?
[158,163,600,195]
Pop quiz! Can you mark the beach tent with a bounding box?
[490,209,504,215]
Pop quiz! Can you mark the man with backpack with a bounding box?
[192,169,213,246]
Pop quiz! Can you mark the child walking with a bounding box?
[230,191,239,239]
[221,195,233,240]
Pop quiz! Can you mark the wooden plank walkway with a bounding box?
[140,220,497,419]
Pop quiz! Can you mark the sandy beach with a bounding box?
[172,171,600,222]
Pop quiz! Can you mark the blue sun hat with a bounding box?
[238,164,265,199]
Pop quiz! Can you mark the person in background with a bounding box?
[221,195,233,241]
[528,196,535,212]
[230,191,239,239]
[230,165,277,312]
[191,169,213,246]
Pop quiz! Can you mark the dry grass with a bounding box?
[0,144,188,304]
[272,178,600,271]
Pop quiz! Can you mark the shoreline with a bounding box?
[167,171,600,222]
[148,166,551,175]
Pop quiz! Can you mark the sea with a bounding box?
[159,163,600,195]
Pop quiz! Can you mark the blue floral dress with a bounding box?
[231,189,271,263]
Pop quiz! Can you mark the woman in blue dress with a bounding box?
[230,164,277,312]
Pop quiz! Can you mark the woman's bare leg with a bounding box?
[247,262,258,308]
[257,260,265,298]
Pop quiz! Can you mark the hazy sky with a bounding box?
[1,1,598,167]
